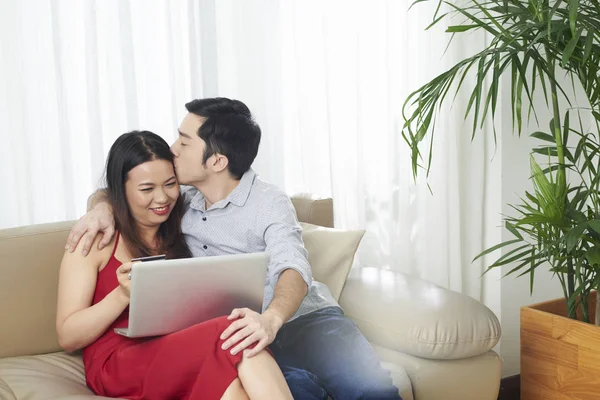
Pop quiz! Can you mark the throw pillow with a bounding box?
[300,222,365,301]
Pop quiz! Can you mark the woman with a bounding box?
[56,131,292,400]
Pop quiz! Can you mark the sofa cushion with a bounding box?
[300,222,365,301]
[0,351,411,400]
[381,361,415,400]
[0,351,115,399]
[0,375,15,400]
[374,345,501,400]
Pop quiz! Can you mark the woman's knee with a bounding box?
[220,378,250,400]
[240,346,273,363]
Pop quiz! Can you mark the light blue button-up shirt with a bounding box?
[180,169,338,321]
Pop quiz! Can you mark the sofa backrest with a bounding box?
[0,194,333,359]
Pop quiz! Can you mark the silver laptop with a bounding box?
[114,252,268,338]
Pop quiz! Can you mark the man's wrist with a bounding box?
[95,202,113,215]
[87,189,111,212]
[263,309,285,331]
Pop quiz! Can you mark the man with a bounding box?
[67,97,401,399]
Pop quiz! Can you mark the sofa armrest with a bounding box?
[339,267,500,360]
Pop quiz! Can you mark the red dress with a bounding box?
[82,234,243,400]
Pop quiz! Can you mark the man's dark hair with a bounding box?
[185,97,261,180]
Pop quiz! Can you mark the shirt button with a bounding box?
[202,217,207,221]
[203,245,208,250]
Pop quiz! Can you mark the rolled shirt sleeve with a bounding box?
[263,195,313,289]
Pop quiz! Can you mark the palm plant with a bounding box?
[403,0,600,322]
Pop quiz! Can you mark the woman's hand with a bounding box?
[116,261,139,298]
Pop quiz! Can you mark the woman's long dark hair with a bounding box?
[105,131,191,259]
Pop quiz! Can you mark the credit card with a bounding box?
[131,254,166,262]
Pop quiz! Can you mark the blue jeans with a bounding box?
[269,307,402,400]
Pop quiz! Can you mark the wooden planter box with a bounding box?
[521,291,600,400]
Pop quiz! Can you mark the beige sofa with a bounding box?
[0,195,501,400]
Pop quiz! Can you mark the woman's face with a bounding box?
[125,159,179,227]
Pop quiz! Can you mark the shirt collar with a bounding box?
[226,168,256,207]
[189,169,256,211]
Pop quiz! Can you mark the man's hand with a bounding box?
[220,308,284,357]
[66,203,115,256]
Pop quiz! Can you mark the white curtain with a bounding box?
[0,0,501,307]
[0,0,203,228]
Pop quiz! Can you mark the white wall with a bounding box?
[497,71,589,377]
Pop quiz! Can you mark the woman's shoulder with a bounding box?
[67,232,118,270]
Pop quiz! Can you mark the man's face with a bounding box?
[170,113,211,186]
